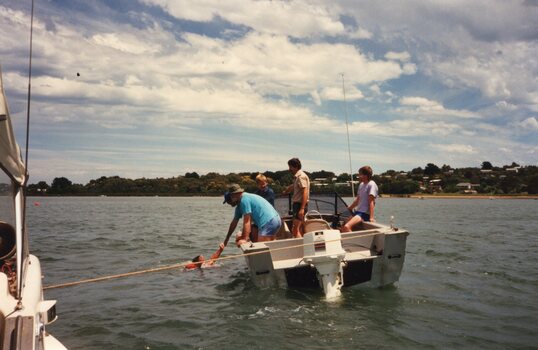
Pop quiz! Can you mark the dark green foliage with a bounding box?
[481,161,493,170]
[26,163,538,196]
[380,180,420,194]
[424,163,441,176]
[184,172,199,179]
[527,175,538,194]
[50,177,73,194]
[310,170,336,179]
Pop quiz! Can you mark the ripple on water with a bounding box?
[33,197,538,349]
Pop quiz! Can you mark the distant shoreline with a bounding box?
[381,194,538,200]
[28,193,538,199]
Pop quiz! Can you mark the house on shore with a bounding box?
[456,182,480,194]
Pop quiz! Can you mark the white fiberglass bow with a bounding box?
[0,70,28,298]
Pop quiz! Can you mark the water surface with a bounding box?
[27,197,538,349]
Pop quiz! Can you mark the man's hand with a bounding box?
[236,239,248,247]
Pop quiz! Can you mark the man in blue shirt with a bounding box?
[223,184,281,246]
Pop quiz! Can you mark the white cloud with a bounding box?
[1,1,536,183]
[402,63,417,75]
[399,96,480,119]
[342,1,538,112]
[175,32,407,94]
[496,100,517,111]
[431,143,477,154]
[3,16,412,132]
[310,90,322,106]
[519,117,538,131]
[345,27,373,39]
[91,33,162,54]
[369,84,381,95]
[142,0,345,37]
[385,51,410,62]
[348,119,462,137]
[319,86,363,101]
[0,6,27,26]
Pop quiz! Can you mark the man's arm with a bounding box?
[207,243,225,265]
[226,218,239,245]
[368,195,375,222]
[241,214,252,241]
[347,196,360,212]
[283,184,293,194]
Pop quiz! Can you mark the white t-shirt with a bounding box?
[356,180,378,214]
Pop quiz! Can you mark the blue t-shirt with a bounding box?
[234,193,280,228]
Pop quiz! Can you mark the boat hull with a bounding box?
[240,224,409,294]
[0,255,66,350]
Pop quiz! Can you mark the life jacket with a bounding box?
[185,263,199,269]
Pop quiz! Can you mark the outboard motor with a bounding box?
[303,229,346,300]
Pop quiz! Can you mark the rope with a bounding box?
[43,230,388,290]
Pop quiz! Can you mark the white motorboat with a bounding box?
[0,71,67,348]
[240,193,409,300]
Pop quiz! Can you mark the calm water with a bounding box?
[26,197,538,349]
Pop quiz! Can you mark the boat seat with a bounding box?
[304,219,331,233]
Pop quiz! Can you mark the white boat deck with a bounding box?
[271,248,379,270]
[272,258,306,269]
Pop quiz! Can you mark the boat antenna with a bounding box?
[340,73,355,198]
[24,0,35,174]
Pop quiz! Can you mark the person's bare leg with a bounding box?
[341,215,363,232]
[258,235,275,242]
[292,218,303,238]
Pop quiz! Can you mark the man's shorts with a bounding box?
[259,215,282,236]
[354,211,370,222]
[292,202,309,220]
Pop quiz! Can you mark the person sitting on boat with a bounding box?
[255,173,275,207]
[185,243,225,269]
[341,166,378,232]
[282,158,310,238]
[223,184,281,246]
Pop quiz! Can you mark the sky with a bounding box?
[0,0,537,184]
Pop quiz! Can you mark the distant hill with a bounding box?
[27,162,538,196]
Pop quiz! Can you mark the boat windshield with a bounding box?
[274,192,352,222]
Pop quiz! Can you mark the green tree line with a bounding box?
[27,162,538,196]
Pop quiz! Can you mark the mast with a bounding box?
[25,0,35,171]
[17,0,35,300]
[341,73,355,198]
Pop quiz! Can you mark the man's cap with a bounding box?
[227,184,244,194]
[222,184,244,204]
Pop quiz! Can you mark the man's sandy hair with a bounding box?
[359,166,373,180]
[255,173,268,183]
